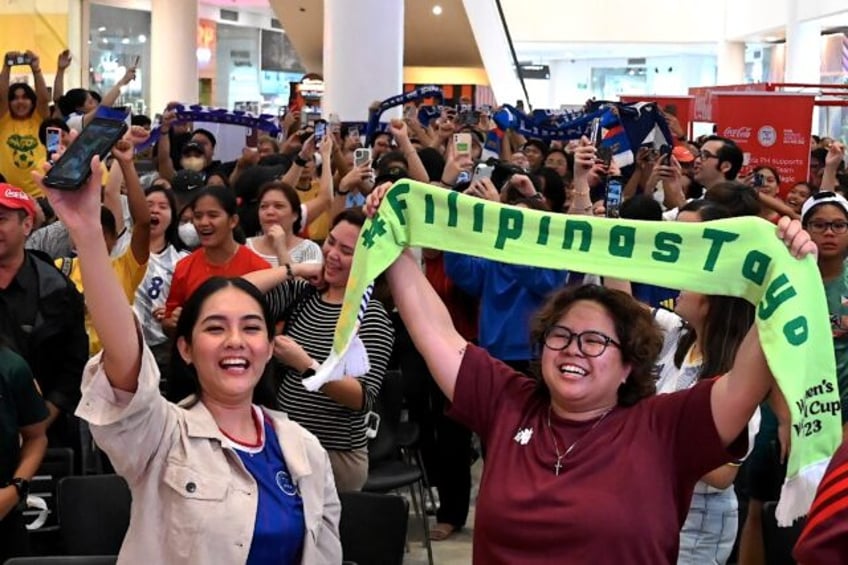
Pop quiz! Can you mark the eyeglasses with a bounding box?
[808,220,848,234]
[698,150,719,161]
[542,325,621,357]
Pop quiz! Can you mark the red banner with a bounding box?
[619,95,694,139]
[688,83,770,122]
[712,93,815,194]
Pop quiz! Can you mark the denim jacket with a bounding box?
[76,344,342,564]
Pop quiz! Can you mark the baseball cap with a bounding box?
[672,145,695,163]
[181,142,205,156]
[801,191,848,224]
[171,170,205,214]
[0,184,36,218]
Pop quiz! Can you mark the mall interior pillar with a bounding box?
[322,0,404,122]
[716,41,745,85]
[150,0,198,113]
[785,3,820,84]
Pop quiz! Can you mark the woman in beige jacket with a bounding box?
[36,153,342,564]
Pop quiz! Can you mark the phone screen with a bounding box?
[43,119,128,190]
[605,179,623,218]
[354,148,372,167]
[454,133,472,156]
[46,127,62,156]
[314,121,326,143]
[589,118,602,147]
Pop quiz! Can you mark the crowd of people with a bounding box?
[1,47,848,564]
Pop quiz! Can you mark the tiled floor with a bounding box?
[403,460,481,564]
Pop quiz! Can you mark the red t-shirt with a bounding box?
[448,344,746,565]
[165,246,270,316]
[794,439,848,563]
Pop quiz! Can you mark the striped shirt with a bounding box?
[266,279,394,451]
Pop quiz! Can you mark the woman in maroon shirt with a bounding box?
[365,185,816,564]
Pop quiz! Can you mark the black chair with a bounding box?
[340,492,409,565]
[57,475,131,556]
[762,501,806,565]
[26,448,74,556]
[4,557,116,565]
[362,369,433,565]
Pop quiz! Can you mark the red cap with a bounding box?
[0,184,36,218]
[672,146,695,163]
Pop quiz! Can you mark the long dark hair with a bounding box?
[166,277,276,407]
[257,181,303,234]
[145,186,186,251]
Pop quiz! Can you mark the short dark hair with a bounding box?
[58,88,89,116]
[131,115,152,128]
[331,207,366,230]
[530,285,663,407]
[8,83,38,118]
[192,128,217,148]
[678,199,730,222]
[191,185,238,217]
[705,181,761,217]
[704,135,743,180]
[619,194,662,221]
[257,181,303,234]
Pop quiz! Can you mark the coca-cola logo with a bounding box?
[723,126,752,139]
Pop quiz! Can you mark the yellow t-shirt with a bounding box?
[298,180,329,242]
[0,112,46,198]
[58,249,148,356]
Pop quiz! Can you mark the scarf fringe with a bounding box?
[775,457,831,526]
[303,334,371,392]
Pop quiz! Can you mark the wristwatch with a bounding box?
[10,477,29,511]
[294,154,308,168]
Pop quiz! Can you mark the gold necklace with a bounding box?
[546,405,614,476]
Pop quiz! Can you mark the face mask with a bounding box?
[178,222,200,248]
[181,157,205,172]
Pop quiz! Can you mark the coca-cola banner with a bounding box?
[619,95,694,138]
[688,84,770,122]
[713,92,815,193]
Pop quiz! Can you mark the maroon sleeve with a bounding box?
[446,344,529,445]
[794,440,848,563]
[648,378,748,484]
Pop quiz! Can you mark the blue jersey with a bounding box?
[231,409,306,565]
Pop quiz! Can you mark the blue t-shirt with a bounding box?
[232,410,306,565]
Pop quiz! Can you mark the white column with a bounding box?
[323,0,403,122]
[716,41,746,85]
[150,0,198,113]
[785,4,820,83]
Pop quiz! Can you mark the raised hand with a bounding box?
[32,156,103,232]
[57,50,72,71]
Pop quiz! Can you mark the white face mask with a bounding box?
[181,156,206,172]
[178,222,200,248]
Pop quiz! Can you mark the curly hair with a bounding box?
[529,285,663,406]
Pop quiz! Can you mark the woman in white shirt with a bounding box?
[245,181,322,268]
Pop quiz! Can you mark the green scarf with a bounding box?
[315,180,839,525]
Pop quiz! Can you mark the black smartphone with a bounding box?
[314,120,326,143]
[659,145,672,165]
[43,118,128,190]
[605,178,623,218]
[753,172,764,188]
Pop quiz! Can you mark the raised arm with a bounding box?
[113,129,151,265]
[156,111,177,181]
[567,137,596,215]
[710,217,817,446]
[366,186,467,400]
[35,156,141,392]
[0,52,12,117]
[81,65,136,128]
[282,135,316,188]
[52,50,72,110]
[388,120,429,183]
[820,142,845,192]
[26,51,50,119]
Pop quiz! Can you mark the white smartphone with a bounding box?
[354,148,372,167]
[453,133,472,156]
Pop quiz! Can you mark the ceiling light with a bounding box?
[101,38,108,44]
[432,5,443,15]
[121,38,130,45]
[98,26,107,32]
[138,34,147,43]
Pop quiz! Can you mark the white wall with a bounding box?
[526,55,716,109]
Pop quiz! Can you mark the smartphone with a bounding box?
[354,148,372,167]
[753,172,764,188]
[454,133,472,156]
[659,145,672,165]
[132,55,140,68]
[245,128,259,149]
[299,109,309,128]
[348,126,360,140]
[472,163,494,183]
[43,118,128,190]
[589,118,602,146]
[314,121,326,143]
[5,53,32,67]
[46,127,62,157]
[605,178,623,219]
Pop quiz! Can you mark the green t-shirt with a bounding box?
[0,346,49,483]
[824,262,848,424]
